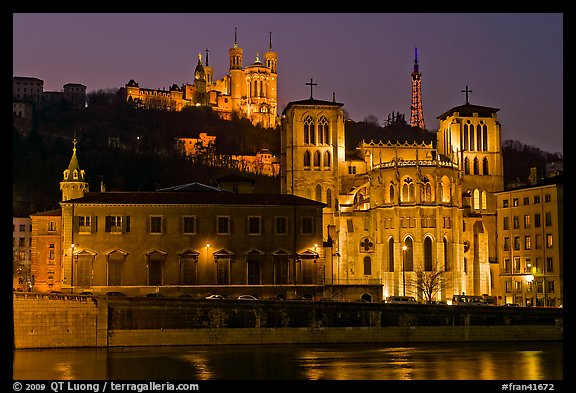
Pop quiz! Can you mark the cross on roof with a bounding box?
[306,78,317,99]
[461,85,472,104]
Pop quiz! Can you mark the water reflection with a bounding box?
[13,342,562,380]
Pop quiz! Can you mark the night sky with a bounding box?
[12,13,563,155]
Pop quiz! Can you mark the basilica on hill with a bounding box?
[124,29,278,128]
[31,41,530,305]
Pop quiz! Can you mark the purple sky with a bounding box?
[13,13,563,154]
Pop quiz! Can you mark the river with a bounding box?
[13,341,562,381]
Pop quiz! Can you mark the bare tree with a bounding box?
[362,114,380,126]
[407,264,450,303]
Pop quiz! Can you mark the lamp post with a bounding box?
[402,244,407,296]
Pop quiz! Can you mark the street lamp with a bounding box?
[402,244,407,296]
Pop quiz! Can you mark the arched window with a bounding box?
[463,123,469,151]
[404,238,413,271]
[363,256,372,275]
[483,157,489,175]
[389,183,395,203]
[464,158,470,175]
[323,151,331,169]
[326,188,332,208]
[440,176,451,203]
[315,184,322,202]
[482,124,488,151]
[313,150,321,168]
[318,116,329,145]
[303,150,311,167]
[473,157,479,175]
[481,190,487,210]
[469,123,475,151]
[421,177,432,202]
[473,189,480,210]
[463,257,468,273]
[402,178,414,202]
[304,116,313,144]
[443,238,450,271]
[388,238,395,272]
[476,124,482,152]
[424,236,433,271]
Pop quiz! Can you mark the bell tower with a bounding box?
[229,27,245,114]
[60,136,88,202]
[281,80,345,213]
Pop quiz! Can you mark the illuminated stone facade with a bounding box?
[494,178,563,306]
[125,31,278,128]
[281,95,505,302]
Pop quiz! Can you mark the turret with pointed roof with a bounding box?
[60,137,89,201]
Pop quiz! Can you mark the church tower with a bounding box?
[410,48,426,130]
[204,48,213,85]
[193,52,208,106]
[229,27,245,115]
[436,86,504,296]
[263,32,278,125]
[281,80,346,240]
[60,137,88,202]
[59,136,89,292]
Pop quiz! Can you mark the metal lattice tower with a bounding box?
[410,47,426,130]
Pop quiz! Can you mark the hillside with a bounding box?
[13,92,561,215]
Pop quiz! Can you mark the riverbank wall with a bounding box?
[13,293,563,349]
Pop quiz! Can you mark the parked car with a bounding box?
[144,293,163,298]
[79,291,94,296]
[385,295,418,304]
[502,303,520,307]
[106,291,127,297]
[49,290,63,295]
[205,294,228,300]
[237,295,258,300]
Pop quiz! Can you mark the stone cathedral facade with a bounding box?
[281,92,504,302]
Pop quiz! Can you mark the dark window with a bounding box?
[182,216,196,234]
[150,216,163,234]
[275,216,288,235]
[248,216,261,235]
[301,217,313,234]
[363,256,372,275]
[217,216,230,235]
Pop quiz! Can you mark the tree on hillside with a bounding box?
[502,139,562,183]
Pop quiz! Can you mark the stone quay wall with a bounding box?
[13,294,563,349]
[13,293,108,349]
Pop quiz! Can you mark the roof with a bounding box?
[156,182,225,192]
[498,174,564,192]
[437,103,500,120]
[31,208,62,217]
[282,98,344,115]
[60,191,326,207]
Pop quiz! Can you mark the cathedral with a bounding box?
[280,51,504,302]
[124,29,278,128]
